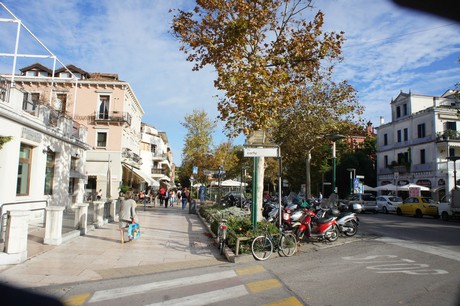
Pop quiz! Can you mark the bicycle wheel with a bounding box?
[280,232,297,257]
[251,236,273,261]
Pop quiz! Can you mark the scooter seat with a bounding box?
[315,216,334,224]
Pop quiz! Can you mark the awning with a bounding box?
[69,169,87,180]
[132,167,159,187]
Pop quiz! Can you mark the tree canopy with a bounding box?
[172,0,346,137]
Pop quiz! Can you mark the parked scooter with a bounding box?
[315,203,360,237]
[295,209,340,242]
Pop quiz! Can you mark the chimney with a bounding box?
[380,116,384,125]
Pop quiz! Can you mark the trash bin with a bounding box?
[189,199,196,214]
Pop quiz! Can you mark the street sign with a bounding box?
[192,166,198,174]
[356,175,365,179]
[244,147,278,157]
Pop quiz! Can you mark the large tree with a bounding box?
[273,79,363,198]
[172,0,346,219]
[180,109,217,185]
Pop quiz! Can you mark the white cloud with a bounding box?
[1,0,459,165]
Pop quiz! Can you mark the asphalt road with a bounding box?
[34,213,460,306]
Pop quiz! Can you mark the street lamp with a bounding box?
[347,168,356,195]
[446,156,460,190]
[327,134,346,194]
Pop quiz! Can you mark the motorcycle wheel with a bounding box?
[326,225,339,242]
[343,220,358,237]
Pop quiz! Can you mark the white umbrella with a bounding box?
[375,184,398,191]
[398,183,430,191]
[363,185,377,192]
[221,179,247,187]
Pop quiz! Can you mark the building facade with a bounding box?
[140,123,174,190]
[376,90,460,201]
[6,63,171,200]
[0,76,90,216]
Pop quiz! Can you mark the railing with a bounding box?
[93,111,132,125]
[0,200,48,243]
[0,76,10,103]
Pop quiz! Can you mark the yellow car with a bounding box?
[396,197,439,218]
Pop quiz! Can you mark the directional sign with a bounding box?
[244,147,278,157]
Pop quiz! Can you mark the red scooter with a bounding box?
[295,209,339,242]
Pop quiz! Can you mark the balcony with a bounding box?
[92,111,132,125]
[436,130,460,142]
[122,148,142,164]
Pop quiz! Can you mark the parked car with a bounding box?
[345,193,378,213]
[220,191,246,207]
[396,196,439,218]
[376,195,403,214]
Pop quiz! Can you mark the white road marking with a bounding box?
[146,285,249,306]
[88,270,237,303]
[376,237,460,262]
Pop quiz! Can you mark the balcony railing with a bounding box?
[151,168,166,175]
[436,130,460,142]
[93,111,132,125]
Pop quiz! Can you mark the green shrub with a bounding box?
[200,205,278,254]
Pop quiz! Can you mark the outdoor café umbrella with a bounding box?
[375,184,398,191]
[398,183,430,191]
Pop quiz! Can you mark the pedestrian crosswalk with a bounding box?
[62,264,303,306]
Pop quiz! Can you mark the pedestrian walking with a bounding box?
[119,192,138,244]
[199,185,205,205]
[164,189,170,208]
[158,186,165,206]
[181,187,189,210]
[170,189,176,206]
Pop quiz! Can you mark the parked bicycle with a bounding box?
[217,219,227,255]
[251,225,297,261]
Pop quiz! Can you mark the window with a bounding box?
[417,123,426,138]
[446,121,457,131]
[402,104,407,116]
[384,134,388,146]
[44,151,55,195]
[150,144,157,153]
[17,144,32,195]
[69,157,77,195]
[97,132,107,148]
[449,148,456,157]
[98,95,110,119]
[22,92,40,112]
[55,93,67,113]
[384,155,388,167]
[403,128,408,141]
[396,106,401,118]
[397,152,409,164]
[397,130,402,142]
[59,72,70,78]
[26,71,38,77]
[420,149,426,164]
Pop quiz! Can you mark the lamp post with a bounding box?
[347,168,356,195]
[327,134,346,194]
[447,156,460,190]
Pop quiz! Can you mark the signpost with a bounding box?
[243,144,281,229]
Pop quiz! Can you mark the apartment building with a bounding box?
[376,90,460,201]
[6,62,164,201]
[139,123,174,190]
[0,75,90,214]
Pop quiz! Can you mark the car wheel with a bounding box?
[396,208,402,216]
[415,209,423,218]
[441,211,449,221]
[382,206,388,214]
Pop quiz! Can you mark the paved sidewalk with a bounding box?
[0,204,225,288]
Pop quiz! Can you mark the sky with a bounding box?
[0,0,459,165]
